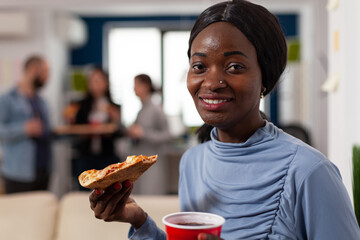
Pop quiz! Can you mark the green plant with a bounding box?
[352,145,360,226]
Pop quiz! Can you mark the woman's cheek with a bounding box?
[187,75,202,97]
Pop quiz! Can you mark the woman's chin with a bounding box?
[200,116,228,128]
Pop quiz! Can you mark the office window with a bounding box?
[108,28,161,126]
[163,31,203,127]
[108,27,204,132]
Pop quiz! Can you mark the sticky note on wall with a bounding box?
[322,72,339,92]
[334,30,339,52]
[327,0,340,11]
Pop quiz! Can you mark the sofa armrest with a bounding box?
[55,192,179,240]
[0,191,58,240]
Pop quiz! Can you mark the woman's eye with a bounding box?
[227,64,244,72]
[192,64,205,72]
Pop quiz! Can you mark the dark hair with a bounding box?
[135,74,155,93]
[75,66,120,125]
[24,55,43,71]
[85,66,116,106]
[188,0,287,143]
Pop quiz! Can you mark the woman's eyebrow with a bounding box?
[191,52,207,58]
[224,51,248,58]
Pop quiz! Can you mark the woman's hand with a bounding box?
[128,124,144,139]
[24,118,43,137]
[89,181,147,229]
[198,233,224,240]
[108,105,120,122]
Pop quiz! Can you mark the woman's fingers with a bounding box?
[101,182,133,219]
[88,181,146,227]
[89,189,105,209]
[89,182,123,217]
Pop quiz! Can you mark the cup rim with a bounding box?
[162,212,225,230]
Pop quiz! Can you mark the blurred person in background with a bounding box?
[0,55,52,194]
[72,66,124,190]
[127,74,172,195]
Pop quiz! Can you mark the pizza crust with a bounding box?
[78,155,157,189]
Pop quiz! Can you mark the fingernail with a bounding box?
[95,189,102,195]
[124,181,132,188]
[114,182,122,189]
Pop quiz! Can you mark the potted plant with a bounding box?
[352,145,360,226]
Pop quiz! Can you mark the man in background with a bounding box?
[0,55,52,194]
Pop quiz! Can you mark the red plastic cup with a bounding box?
[162,212,225,240]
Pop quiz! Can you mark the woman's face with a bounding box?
[88,70,108,98]
[134,78,151,100]
[187,22,263,132]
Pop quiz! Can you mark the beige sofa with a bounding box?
[0,191,179,240]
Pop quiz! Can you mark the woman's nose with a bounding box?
[202,68,226,91]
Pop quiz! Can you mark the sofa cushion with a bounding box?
[134,194,180,230]
[55,192,179,240]
[0,191,58,240]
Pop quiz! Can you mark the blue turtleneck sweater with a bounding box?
[129,121,360,239]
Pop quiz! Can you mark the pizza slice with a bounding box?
[78,155,157,189]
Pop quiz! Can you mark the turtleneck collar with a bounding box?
[210,120,277,151]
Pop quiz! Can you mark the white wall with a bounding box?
[0,9,68,126]
[0,10,48,93]
[327,0,360,202]
[312,0,329,157]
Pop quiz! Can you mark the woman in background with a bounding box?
[127,74,172,195]
[73,67,124,189]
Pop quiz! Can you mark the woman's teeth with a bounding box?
[202,99,229,104]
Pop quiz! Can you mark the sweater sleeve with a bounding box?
[295,161,360,239]
[0,94,28,142]
[141,107,171,144]
[128,216,166,240]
